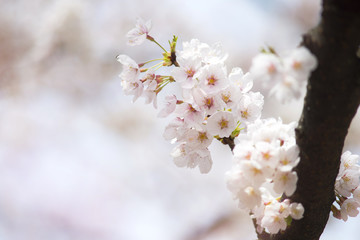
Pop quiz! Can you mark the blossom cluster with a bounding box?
[163,40,264,174]
[117,18,312,235]
[250,46,317,103]
[332,151,360,221]
[118,18,264,174]
[226,118,303,234]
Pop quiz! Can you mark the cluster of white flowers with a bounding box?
[332,151,360,221]
[250,47,317,103]
[117,18,317,235]
[118,18,264,174]
[226,118,304,234]
[162,39,265,174]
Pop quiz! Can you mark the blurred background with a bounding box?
[0,0,359,239]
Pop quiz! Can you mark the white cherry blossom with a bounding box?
[120,78,143,102]
[171,55,201,89]
[351,188,360,206]
[283,46,318,81]
[277,146,300,172]
[201,41,228,65]
[229,67,253,93]
[184,128,213,150]
[226,174,262,210]
[171,143,212,174]
[175,102,205,129]
[141,70,158,108]
[192,88,225,115]
[250,46,317,103]
[289,202,305,220]
[206,111,237,138]
[233,141,256,162]
[254,141,280,168]
[126,18,152,46]
[261,211,287,234]
[237,92,264,124]
[196,63,228,94]
[238,160,270,187]
[117,54,140,82]
[163,117,187,142]
[250,53,283,84]
[180,39,210,59]
[335,169,360,197]
[158,95,178,118]
[273,170,298,196]
[339,151,360,173]
[340,198,360,221]
[268,74,302,103]
[219,85,241,110]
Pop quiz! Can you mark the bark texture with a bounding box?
[257,0,360,239]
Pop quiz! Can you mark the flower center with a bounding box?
[188,104,197,113]
[207,75,217,85]
[197,132,208,143]
[281,158,289,166]
[267,64,276,74]
[222,93,231,103]
[262,152,271,160]
[252,167,262,176]
[204,97,214,109]
[186,69,195,78]
[292,61,302,70]
[241,110,249,119]
[218,118,229,129]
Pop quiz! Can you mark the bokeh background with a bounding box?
[1,0,359,239]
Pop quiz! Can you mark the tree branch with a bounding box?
[257,1,360,239]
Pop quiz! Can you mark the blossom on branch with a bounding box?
[250,46,317,103]
[117,19,319,235]
[332,151,360,221]
[126,17,152,46]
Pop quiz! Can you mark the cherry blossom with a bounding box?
[171,56,201,89]
[250,53,282,84]
[283,46,318,81]
[117,19,320,234]
[237,92,264,125]
[196,63,229,94]
[289,202,305,220]
[340,199,360,221]
[192,88,225,116]
[228,67,253,93]
[206,111,237,138]
[158,95,178,118]
[332,151,360,221]
[250,46,317,103]
[273,170,298,196]
[126,17,152,46]
[117,54,140,82]
[226,118,302,233]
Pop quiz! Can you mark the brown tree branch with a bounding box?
[256,1,360,240]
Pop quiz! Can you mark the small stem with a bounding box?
[148,62,164,71]
[147,35,168,53]
[154,64,163,71]
[140,58,163,66]
[156,78,173,93]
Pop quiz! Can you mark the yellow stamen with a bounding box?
[292,61,302,70]
[219,118,229,129]
[207,76,217,85]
